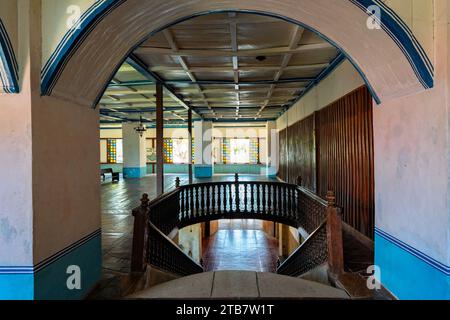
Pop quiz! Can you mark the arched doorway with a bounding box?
[41,0,433,107]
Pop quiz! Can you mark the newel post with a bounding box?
[296,176,302,186]
[131,193,150,272]
[326,191,344,275]
[175,177,181,188]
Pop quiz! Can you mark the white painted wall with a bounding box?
[122,123,147,169]
[384,0,434,64]
[374,0,450,264]
[41,0,96,68]
[0,0,34,266]
[276,60,365,130]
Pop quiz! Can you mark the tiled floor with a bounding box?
[202,228,279,273]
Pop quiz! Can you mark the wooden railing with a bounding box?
[147,221,203,276]
[131,175,344,278]
[178,175,301,229]
[277,191,344,277]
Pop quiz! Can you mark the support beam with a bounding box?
[108,78,313,86]
[149,64,329,73]
[259,26,304,115]
[188,109,193,184]
[162,29,214,114]
[156,83,164,196]
[127,54,200,118]
[135,42,334,57]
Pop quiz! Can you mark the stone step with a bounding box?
[127,270,349,300]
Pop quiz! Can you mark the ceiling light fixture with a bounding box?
[134,115,147,137]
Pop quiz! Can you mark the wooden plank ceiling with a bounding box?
[99,12,341,126]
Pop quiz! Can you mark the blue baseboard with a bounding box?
[123,167,146,178]
[0,273,34,300]
[0,230,102,300]
[375,229,450,300]
[194,165,213,178]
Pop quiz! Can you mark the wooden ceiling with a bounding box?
[99,12,342,126]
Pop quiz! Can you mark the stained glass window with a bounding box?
[222,138,230,164]
[250,138,260,164]
[107,139,117,163]
[163,138,173,164]
[106,139,123,164]
[192,138,195,164]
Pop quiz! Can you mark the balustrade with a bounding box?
[131,175,344,278]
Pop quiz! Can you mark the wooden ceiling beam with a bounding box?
[126,54,200,117]
[259,25,305,115]
[163,28,215,116]
[149,63,329,73]
[135,42,334,57]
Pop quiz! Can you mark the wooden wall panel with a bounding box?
[278,128,288,182]
[278,86,374,239]
[288,114,316,190]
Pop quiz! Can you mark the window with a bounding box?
[172,139,190,164]
[249,138,260,164]
[106,139,123,164]
[163,138,173,163]
[230,139,250,164]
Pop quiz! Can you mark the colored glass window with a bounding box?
[250,138,260,164]
[163,138,173,164]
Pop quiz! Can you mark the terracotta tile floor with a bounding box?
[201,219,279,273]
[202,228,279,273]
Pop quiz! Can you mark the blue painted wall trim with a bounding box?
[194,165,213,178]
[0,272,34,300]
[351,0,434,89]
[123,167,146,178]
[0,230,102,300]
[41,0,433,105]
[375,228,450,300]
[0,18,19,93]
[41,0,125,95]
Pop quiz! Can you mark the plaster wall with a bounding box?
[41,0,96,67]
[0,19,33,266]
[179,224,202,263]
[276,60,365,130]
[374,0,449,265]
[122,122,146,169]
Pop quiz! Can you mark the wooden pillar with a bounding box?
[156,83,164,196]
[326,191,344,275]
[131,194,150,272]
[188,108,193,184]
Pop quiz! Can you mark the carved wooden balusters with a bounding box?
[277,190,344,278]
[132,177,344,278]
[148,222,203,276]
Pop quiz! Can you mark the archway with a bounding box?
[40,0,433,108]
[0,17,19,93]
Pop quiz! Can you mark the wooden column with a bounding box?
[326,191,344,275]
[156,83,164,196]
[131,194,149,272]
[188,108,193,184]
